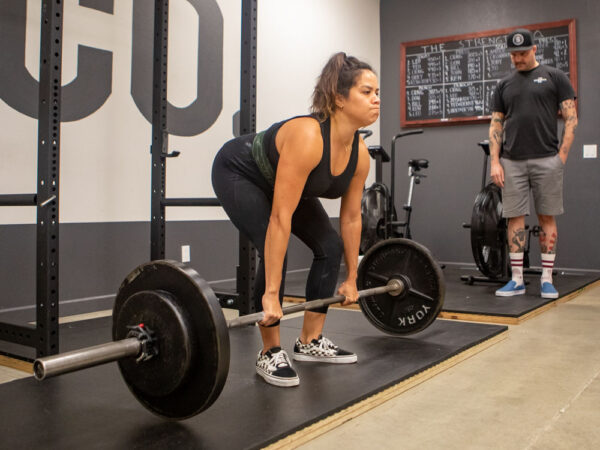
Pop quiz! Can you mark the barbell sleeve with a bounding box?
[33,338,142,381]
[226,279,403,329]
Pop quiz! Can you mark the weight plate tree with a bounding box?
[360,184,400,254]
[470,183,507,279]
[360,183,388,253]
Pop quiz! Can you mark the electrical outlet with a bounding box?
[583,144,597,159]
[181,245,191,263]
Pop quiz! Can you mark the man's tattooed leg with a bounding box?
[510,228,527,253]
[539,227,557,254]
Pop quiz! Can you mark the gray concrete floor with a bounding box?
[300,284,600,450]
[1,288,598,449]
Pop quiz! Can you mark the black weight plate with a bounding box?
[113,260,229,420]
[114,290,192,397]
[357,238,445,335]
[470,183,507,279]
[360,183,388,254]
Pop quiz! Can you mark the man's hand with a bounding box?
[490,160,505,188]
[559,152,567,165]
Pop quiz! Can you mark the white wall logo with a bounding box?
[512,33,524,46]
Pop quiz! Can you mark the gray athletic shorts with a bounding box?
[501,154,564,218]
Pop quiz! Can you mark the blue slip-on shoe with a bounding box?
[541,281,559,299]
[495,280,526,297]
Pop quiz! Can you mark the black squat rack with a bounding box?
[0,0,63,359]
[149,0,258,315]
[0,0,260,360]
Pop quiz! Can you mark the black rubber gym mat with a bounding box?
[442,266,599,317]
[250,266,599,319]
[0,311,505,449]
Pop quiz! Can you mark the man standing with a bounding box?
[489,28,578,299]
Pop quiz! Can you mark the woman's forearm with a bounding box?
[263,215,291,295]
[340,216,362,281]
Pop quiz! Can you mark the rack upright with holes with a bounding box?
[0,0,63,359]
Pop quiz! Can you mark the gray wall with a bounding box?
[380,0,600,269]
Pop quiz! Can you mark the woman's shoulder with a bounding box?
[278,115,323,146]
[284,115,322,131]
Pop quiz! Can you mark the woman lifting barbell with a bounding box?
[211,52,380,387]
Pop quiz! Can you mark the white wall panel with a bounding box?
[1,0,380,224]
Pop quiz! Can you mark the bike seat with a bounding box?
[478,140,490,155]
[367,145,391,162]
[408,159,428,170]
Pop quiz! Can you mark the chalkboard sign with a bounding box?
[400,19,577,127]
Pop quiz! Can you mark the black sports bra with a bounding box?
[261,115,359,199]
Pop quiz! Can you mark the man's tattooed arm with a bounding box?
[559,99,578,163]
[488,111,505,162]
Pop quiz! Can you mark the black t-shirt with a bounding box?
[491,64,575,160]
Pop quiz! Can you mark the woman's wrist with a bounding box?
[344,272,358,283]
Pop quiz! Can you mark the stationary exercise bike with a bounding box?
[461,140,542,285]
[360,129,426,254]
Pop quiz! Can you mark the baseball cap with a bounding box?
[506,28,534,52]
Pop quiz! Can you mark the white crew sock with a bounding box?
[541,253,556,284]
[510,252,524,285]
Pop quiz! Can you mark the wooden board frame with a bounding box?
[400,19,577,127]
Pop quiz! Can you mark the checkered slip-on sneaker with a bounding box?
[293,335,357,364]
[255,347,299,387]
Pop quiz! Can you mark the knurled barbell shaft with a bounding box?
[33,337,141,381]
[226,279,403,329]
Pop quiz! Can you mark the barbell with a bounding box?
[33,238,445,420]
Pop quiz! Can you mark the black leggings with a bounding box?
[211,134,343,315]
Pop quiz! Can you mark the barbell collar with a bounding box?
[33,337,142,381]
[227,279,403,329]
